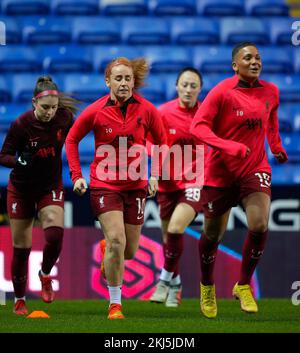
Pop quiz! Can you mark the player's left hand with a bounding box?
[148,176,158,198]
[16,151,33,167]
[274,150,288,164]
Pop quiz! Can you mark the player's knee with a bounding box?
[248,220,268,233]
[107,234,126,255]
[167,223,184,234]
[13,238,32,248]
[42,212,59,226]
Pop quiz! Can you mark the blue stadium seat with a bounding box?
[2,0,50,15]
[22,16,72,44]
[290,105,300,133]
[0,76,11,103]
[142,46,192,73]
[278,105,294,133]
[12,73,65,103]
[259,47,294,74]
[0,103,30,131]
[164,73,179,101]
[0,16,22,44]
[263,74,300,103]
[81,164,91,183]
[121,17,170,45]
[52,0,99,15]
[193,46,232,74]
[149,0,196,16]
[140,75,166,103]
[62,161,90,186]
[62,164,72,187]
[171,17,219,45]
[40,45,93,73]
[92,45,142,72]
[0,132,6,146]
[197,0,244,16]
[293,48,300,74]
[269,18,298,45]
[271,165,296,185]
[245,0,289,16]
[78,133,95,164]
[64,73,108,102]
[280,133,300,163]
[99,0,148,16]
[73,17,120,44]
[0,167,10,186]
[0,46,42,72]
[292,167,300,184]
[220,17,269,44]
[62,164,92,186]
[200,73,232,98]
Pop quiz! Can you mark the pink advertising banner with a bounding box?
[0,226,257,299]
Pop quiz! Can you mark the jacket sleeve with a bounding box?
[65,106,95,184]
[0,121,24,168]
[267,86,285,153]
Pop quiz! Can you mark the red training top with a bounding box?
[66,93,167,191]
[0,108,73,192]
[158,98,206,192]
[191,75,285,187]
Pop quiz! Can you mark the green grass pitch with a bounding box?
[0,299,299,333]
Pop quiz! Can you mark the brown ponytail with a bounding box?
[33,75,80,114]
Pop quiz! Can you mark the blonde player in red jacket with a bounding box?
[66,57,166,320]
[150,67,206,307]
[191,42,288,319]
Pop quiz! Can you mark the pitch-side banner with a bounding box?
[1,226,297,299]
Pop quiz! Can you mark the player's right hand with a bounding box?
[274,150,288,164]
[73,178,88,196]
[237,145,250,159]
[16,151,33,167]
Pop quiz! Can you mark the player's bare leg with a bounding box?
[98,211,126,319]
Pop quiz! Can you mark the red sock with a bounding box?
[198,233,219,285]
[163,242,179,278]
[239,230,268,285]
[11,247,31,298]
[163,242,167,258]
[42,226,64,275]
[164,233,183,273]
[173,264,179,278]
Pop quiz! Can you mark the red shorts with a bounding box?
[7,183,64,219]
[201,172,272,218]
[90,188,147,225]
[157,187,202,220]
